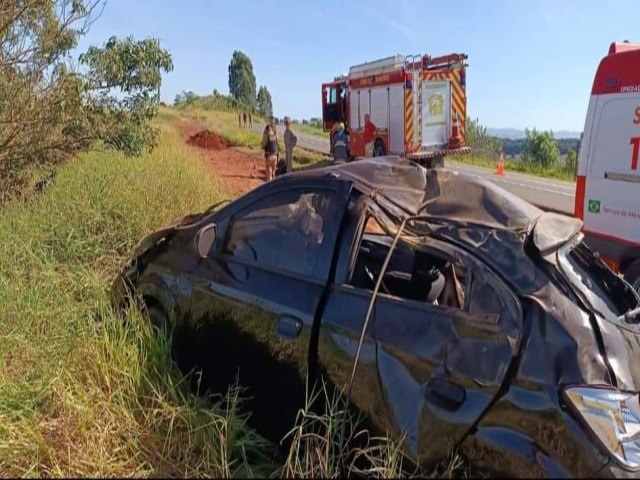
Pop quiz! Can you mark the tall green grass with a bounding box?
[0,120,468,477]
[0,126,269,477]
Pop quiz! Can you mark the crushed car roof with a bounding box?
[291,155,547,231]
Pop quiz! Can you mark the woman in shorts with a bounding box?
[261,116,279,181]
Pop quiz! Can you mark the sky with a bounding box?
[74,0,640,132]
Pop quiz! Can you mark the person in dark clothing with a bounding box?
[332,122,349,163]
[261,116,279,181]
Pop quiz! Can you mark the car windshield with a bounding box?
[558,237,639,320]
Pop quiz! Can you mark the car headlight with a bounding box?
[565,386,640,469]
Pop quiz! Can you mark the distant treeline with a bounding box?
[502,137,580,157]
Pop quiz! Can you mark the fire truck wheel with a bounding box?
[624,259,640,294]
[373,139,385,157]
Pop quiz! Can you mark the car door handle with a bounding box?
[424,378,466,411]
[275,315,303,339]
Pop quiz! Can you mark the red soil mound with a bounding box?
[187,130,227,150]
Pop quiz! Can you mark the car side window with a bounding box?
[223,188,339,280]
[348,224,515,324]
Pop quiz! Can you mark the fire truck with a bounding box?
[574,40,640,293]
[321,52,470,164]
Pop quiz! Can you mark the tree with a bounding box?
[174,90,199,106]
[465,116,502,158]
[228,50,256,112]
[78,35,174,156]
[0,1,173,202]
[565,147,578,176]
[522,128,560,168]
[256,85,273,119]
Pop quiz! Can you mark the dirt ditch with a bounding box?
[186,129,228,150]
[176,119,266,195]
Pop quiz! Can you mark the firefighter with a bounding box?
[332,122,349,163]
[261,116,279,181]
[363,113,377,157]
[283,116,297,173]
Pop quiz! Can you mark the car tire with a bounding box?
[373,139,385,157]
[142,297,170,335]
[624,259,640,295]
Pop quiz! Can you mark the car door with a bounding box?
[187,178,352,440]
[318,218,522,466]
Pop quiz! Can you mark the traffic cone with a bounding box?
[495,152,505,176]
[448,112,464,149]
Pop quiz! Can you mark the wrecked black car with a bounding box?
[112,156,640,478]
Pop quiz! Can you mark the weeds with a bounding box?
[0,114,472,477]
[277,378,407,478]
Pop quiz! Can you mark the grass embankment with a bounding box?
[0,119,465,477]
[0,125,263,477]
[176,106,330,170]
[287,122,325,139]
[448,154,576,182]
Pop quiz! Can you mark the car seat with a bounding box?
[412,251,446,303]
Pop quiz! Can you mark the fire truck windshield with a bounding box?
[326,87,337,104]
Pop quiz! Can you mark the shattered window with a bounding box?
[223,189,337,279]
[349,220,515,325]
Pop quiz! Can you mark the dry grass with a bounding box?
[0,116,472,477]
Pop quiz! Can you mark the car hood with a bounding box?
[124,199,231,267]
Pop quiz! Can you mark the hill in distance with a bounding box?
[487,127,582,139]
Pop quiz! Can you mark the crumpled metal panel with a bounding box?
[431,224,613,386]
[305,156,543,230]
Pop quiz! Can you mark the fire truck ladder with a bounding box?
[404,54,422,150]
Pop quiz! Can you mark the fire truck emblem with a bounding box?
[428,93,445,117]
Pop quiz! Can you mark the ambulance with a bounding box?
[574,41,640,293]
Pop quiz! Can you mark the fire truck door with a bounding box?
[422,81,451,149]
[389,84,404,153]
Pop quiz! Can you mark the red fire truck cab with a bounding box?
[321,53,470,163]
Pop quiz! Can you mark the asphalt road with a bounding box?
[252,124,576,215]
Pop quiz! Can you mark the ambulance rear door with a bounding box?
[582,92,640,246]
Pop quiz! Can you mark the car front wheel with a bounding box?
[141,297,170,335]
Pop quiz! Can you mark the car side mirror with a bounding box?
[194,223,217,258]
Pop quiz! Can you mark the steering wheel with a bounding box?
[364,265,391,295]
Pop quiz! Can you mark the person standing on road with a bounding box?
[261,116,279,181]
[363,113,377,157]
[332,122,349,163]
[283,116,297,173]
